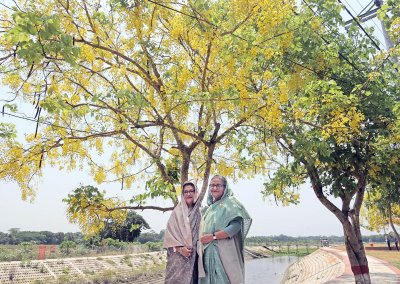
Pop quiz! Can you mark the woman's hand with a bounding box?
[200,234,214,244]
[179,247,192,258]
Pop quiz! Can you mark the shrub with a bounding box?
[146,242,162,252]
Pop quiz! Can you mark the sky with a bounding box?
[0,0,390,237]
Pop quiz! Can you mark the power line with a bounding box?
[353,0,386,41]
[343,0,386,48]
[1,110,180,147]
[300,0,395,88]
[337,0,381,51]
[302,0,365,75]
[357,0,374,16]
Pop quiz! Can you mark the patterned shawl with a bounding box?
[163,181,200,249]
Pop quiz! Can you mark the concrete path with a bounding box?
[324,247,400,284]
[283,247,400,284]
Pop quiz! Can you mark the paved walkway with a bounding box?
[283,247,400,284]
[324,247,400,284]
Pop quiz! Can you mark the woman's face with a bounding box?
[209,177,225,201]
[182,184,196,207]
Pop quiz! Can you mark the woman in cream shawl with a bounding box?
[199,175,252,284]
[163,181,201,284]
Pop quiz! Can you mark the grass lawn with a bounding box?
[335,244,400,269]
[364,244,400,269]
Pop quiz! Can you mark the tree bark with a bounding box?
[388,202,400,246]
[343,220,371,284]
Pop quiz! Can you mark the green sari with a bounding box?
[199,182,252,284]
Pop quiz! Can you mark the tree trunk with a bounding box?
[388,202,400,246]
[306,164,371,283]
[343,221,371,284]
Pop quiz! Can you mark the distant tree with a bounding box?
[0,230,83,245]
[8,228,21,245]
[60,239,76,255]
[0,232,11,244]
[54,232,65,244]
[136,230,163,244]
[100,210,150,242]
[362,189,400,240]
[64,232,84,243]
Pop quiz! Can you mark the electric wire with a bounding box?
[343,0,386,48]
[337,0,381,51]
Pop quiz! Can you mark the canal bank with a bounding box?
[282,247,400,284]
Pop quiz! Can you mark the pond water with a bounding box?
[245,255,299,284]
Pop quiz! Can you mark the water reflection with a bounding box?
[245,256,299,284]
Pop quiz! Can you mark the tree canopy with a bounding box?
[256,1,399,282]
[0,0,299,235]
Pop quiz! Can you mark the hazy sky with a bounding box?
[1,164,375,237]
[0,0,388,237]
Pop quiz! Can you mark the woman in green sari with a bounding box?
[199,175,252,284]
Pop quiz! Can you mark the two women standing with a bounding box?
[163,175,251,284]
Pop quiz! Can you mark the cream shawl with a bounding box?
[163,181,199,249]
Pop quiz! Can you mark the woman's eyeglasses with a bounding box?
[183,189,195,195]
[208,184,225,189]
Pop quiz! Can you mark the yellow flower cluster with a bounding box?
[321,107,365,143]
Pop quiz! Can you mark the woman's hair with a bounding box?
[211,175,227,186]
[183,182,195,189]
[182,181,196,190]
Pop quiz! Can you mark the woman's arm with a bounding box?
[200,220,241,244]
[215,219,241,239]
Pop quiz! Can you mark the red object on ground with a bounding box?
[50,245,56,253]
[38,245,46,260]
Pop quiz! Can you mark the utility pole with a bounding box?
[373,0,395,50]
[344,0,394,50]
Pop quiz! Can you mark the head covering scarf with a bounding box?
[163,181,199,249]
[204,177,252,243]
